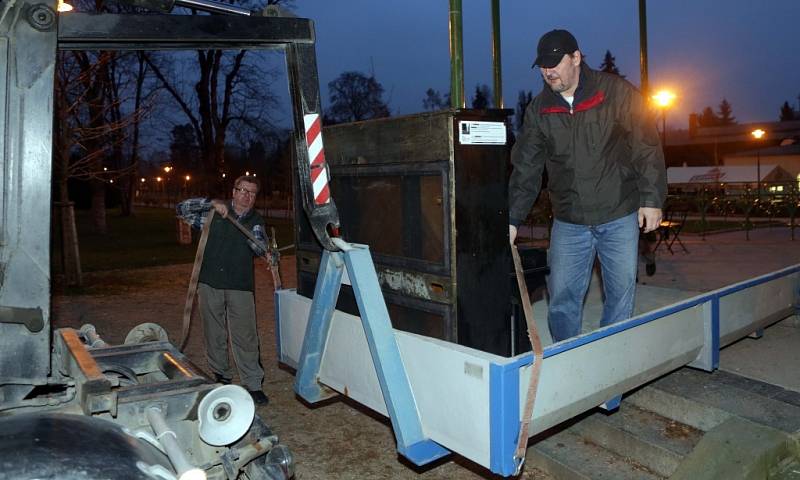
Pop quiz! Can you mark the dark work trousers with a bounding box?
[198,282,264,391]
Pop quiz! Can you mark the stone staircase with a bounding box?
[525,368,800,479]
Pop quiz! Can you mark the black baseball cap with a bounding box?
[533,29,579,68]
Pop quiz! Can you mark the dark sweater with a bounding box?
[199,206,264,292]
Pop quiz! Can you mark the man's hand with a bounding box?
[638,207,663,233]
[509,224,518,245]
[210,199,228,218]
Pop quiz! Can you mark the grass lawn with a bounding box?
[52,206,295,273]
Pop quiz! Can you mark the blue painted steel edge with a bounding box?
[503,264,800,362]
[489,359,526,476]
[711,297,720,369]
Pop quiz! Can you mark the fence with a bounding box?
[518,183,800,241]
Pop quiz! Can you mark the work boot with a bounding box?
[248,389,269,406]
[213,373,232,385]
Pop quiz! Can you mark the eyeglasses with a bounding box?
[234,186,257,197]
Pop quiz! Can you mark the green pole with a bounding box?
[638,0,649,96]
[449,0,464,109]
[491,0,503,108]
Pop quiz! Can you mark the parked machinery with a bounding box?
[0,0,340,477]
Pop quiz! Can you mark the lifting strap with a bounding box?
[180,210,215,351]
[511,244,544,475]
[179,210,283,351]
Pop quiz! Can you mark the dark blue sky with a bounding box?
[292,0,799,129]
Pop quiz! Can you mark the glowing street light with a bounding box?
[140,177,146,183]
[57,0,73,12]
[164,166,172,173]
[751,129,767,199]
[184,175,191,181]
[156,177,163,182]
[651,89,676,146]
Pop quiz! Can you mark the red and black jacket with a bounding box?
[509,63,666,226]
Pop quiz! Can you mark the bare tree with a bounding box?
[325,71,391,125]
[144,0,291,195]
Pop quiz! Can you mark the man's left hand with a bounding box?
[638,207,663,233]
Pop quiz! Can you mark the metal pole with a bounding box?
[449,0,465,109]
[490,0,503,108]
[757,149,761,200]
[638,0,649,95]
[146,406,206,480]
[662,110,667,146]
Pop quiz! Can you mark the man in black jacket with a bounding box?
[176,175,270,405]
[509,29,666,342]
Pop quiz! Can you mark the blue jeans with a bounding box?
[547,211,639,342]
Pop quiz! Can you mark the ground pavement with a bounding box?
[51,225,800,479]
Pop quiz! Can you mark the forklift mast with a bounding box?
[0,0,340,404]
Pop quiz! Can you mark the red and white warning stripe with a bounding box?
[303,113,330,205]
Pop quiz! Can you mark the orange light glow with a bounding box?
[57,0,73,12]
[651,90,676,108]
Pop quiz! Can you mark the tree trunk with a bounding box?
[57,146,82,286]
[91,178,107,234]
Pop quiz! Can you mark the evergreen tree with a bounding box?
[471,84,492,109]
[697,106,720,127]
[779,101,796,122]
[515,90,533,132]
[422,88,449,111]
[717,98,736,125]
[598,50,624,77]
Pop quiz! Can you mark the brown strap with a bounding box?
[179,210,215,351]
[511,245,544,473]
[222,215,282,290]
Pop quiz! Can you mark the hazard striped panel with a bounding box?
[303,113,331,205]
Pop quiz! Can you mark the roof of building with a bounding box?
[726,143,800,158]
[667,120,800,147]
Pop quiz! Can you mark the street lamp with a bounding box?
[57,0,73,12]
[751,129,766,199]
[651,90,676,146]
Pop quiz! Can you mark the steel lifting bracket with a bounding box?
[293,239,450,466]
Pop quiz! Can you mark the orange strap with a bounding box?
[511,245,544,474]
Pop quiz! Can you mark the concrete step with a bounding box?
[572,404,703,478]
[633,368,800,434]
[528,429,664,480]
[771,457,800,479]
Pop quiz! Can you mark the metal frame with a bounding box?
[1,6,339,406]
[279,263,800,476]
[294,241,450,466]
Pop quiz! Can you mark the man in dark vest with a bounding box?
[176,175,270,405]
